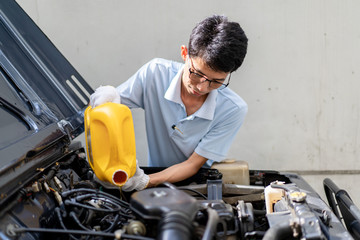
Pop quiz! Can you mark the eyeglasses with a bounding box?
[188,57,231,90]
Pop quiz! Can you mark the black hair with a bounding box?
[188,15,248,73]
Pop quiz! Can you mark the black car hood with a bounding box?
[0,0,93,205]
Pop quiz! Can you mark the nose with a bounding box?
[195,78,209,90]
[196,82,208,92]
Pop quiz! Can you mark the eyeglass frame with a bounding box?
[188,57,231,90]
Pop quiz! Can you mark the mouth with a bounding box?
[189,86,202,96]
[193,89,202,96]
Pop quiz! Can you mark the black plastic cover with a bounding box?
[130,188,199,221]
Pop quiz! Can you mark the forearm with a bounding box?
[148,152,207,187]
[148,163,196,187]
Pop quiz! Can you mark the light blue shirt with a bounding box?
[117,58,247,167]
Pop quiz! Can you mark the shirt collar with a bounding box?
[164,66,217,120]
[164,68,183,104]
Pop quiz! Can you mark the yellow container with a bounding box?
[84,102,136,186]
[211,160,250,185]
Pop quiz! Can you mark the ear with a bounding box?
[180,45,188,62]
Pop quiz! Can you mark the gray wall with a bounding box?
[16,0,360,205]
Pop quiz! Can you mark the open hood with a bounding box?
[0,0,93,206]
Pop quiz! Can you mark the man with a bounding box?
[90,15,248,191]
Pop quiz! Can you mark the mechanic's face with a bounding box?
[180,46,229,98]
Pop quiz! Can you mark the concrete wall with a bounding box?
[16,0,360,205]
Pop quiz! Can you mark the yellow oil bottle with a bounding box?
[84,102,136,186]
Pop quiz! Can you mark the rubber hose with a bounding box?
[202,208,220,240]
[158,211,193,240]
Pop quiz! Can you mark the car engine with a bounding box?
[0,144,355,240]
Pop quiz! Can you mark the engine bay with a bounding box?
[0,144,353,240]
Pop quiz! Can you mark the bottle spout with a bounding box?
[112,170,128,186]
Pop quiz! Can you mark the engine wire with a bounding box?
[11,226,155,240]
[52,187,137,239]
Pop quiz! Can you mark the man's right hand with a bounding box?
[122,160,150,192]
[89,85,120,107]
